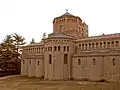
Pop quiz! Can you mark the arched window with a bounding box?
[79,44,81,49]
[78,59,81,65]
[41,48,43,52]
[116,41,119,47]
[58,46,60,51]
[111,41,114,47]
[64,46,66,51]
[96,43,98,48]
[107,42,110,48]
[37,60,40,65]
[112,58,115,66]
[64,54,68,64]
[67,46,69,52]
[103,42,106,48]
[92,43,95,49]
[93,58,96,65]
[100,42,102,48]
[112,41,114,44]
[54,46,57,51]
[49,54,52,64]
[82,44,84,49]
[29,60,31,65]
[50,47,52,51]
[85,44,87,49]
[89,43,91,48]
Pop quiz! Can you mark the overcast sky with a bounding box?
[0,0,120,43]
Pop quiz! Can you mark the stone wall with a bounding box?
[21,59,28,76]
[72,51,120,82]
[104,56,120,82]
[72,56,104,81]
[21,43,44,78]
[44,38,74,80]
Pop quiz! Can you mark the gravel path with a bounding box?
[0,75,119,90]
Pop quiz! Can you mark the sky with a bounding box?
[0,0,120,43]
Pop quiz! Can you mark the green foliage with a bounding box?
[12,33,26,46]
[0,33,26,73]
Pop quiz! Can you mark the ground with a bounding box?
[0,75,120,90]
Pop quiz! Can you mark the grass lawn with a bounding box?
[0,75,120,90]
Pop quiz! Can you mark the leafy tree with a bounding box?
[0,33,26,74]
[0,35,15,61]
[12,33,26,73]
[0,35,15,70]
[12,33,25,58]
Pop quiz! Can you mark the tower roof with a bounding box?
[60,12,74,17]
[57,11,75,18]
[53,10,82,23]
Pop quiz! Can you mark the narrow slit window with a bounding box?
[58,46,60,51]
[37,60,40,65]
[93,59,96,65]
[112,58,115,66]
[96,43,98,48]
[54,46,57,51]
[29,60,31,65]
[49,54,52,64]
[64,54,68,64]
[67,46,69,52]
[78,59,81,65]
[92,43,95,48]
[50,47,52,51]
[64,46,66,51]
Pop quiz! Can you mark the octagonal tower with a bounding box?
[53,11,88,39]
[43,11,88,80]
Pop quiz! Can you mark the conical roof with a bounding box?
[53,10,81,23]
[60,12,74,17]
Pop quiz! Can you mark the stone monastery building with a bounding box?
[21,11,120,82]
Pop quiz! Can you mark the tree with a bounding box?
[0,35,15,61]
[0,35,15,70]
[12,33,25,73]
[0,33,26,74]
[12,33,25,58]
